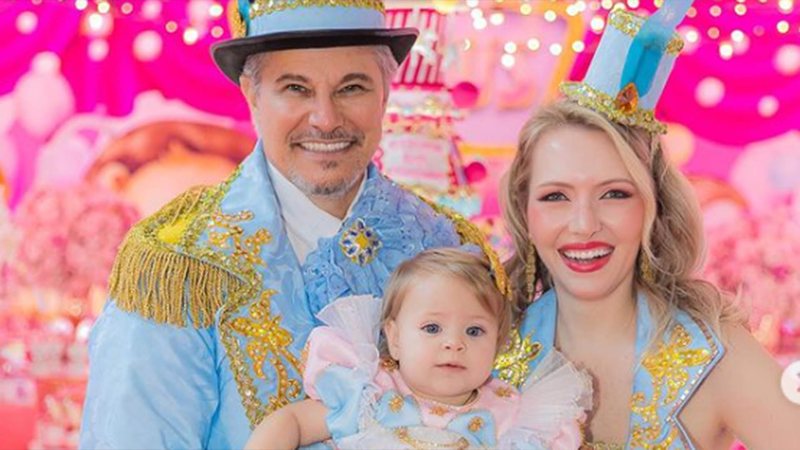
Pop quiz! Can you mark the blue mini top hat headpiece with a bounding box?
[560,1,694,134]
[212,0,419,84]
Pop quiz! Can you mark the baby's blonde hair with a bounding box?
[379,248,512,357]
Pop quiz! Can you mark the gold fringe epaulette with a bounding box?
[109,184,244,328]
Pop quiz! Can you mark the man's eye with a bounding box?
[466,326,485,337]
[421,324,441,334]
[285,84,308,93]
[340,84,366,93]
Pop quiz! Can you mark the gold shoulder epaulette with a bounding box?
[108,184,243,328]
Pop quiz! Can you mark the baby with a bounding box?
[246,248,591,449]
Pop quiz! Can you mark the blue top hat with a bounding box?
[561,1,694,134]
[212,0,419,84]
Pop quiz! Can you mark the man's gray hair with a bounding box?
[241,45,399,100]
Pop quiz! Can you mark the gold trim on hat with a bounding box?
[228,0,247,39]
[608,9,685,55]
[228,0,386,39]
[249,0,385,19]
[560,81,667,134]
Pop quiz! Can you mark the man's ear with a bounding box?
[239,76,257,109]
[383,319,400,361]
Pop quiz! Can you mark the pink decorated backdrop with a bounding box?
[1,1,798,449]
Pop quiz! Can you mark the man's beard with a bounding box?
[287,161,364,199]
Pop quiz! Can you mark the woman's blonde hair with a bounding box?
[379,247,513,357]
[502,100,742,345]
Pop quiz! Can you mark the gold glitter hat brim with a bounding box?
[212,27,418,84]
[560,81,668,134]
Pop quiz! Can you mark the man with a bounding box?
[79,1,497,448]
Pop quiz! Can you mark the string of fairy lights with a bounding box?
[445,0,799,64]
[13,0,799,57]
[11,0,800,100]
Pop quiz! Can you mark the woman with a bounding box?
[499,98,800,448]
[498,5,800,447]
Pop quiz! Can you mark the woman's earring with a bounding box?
[525,244,537,301]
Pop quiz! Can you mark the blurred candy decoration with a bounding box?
[381,7,483,218]
[34,131,100,190]
[730,131,800,215]
[702,205,800,353]
[661,122,695,167]
[12,53,75,140]
[757,95,780,118]
[15,11,38,34]
[140,0,163,20]
[432,0,459,15]
[472,216,513,261]
[87,39,109,62]
[187,0,213,36]
[12,182,139,300]
[0,188,19,267]
[0,168,7,203]
[133,30,163,62]
[80,10,113,38]
[695,76,725,108]
[0,187,20,304]
[774,44,800,76]
[794,186,800,223]
[690,175,749,231]
[690,176,748,209]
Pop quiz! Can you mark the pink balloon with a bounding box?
[463,161,487,184]
[450,81,480,109]
[13,54,75,139]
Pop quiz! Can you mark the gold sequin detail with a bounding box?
[560,82,667,134]
[429,405,448,416]
[202,195,302,427]
[389,394,404,413]
[229,289,303,407]
[629,324,712,448]
[394,427,469,450]
[607,9,684,55]
[468,417,484,432]
[339,218,382,266]
[494,328,542,388]
[248,0,385,20]
[493,386,513,398]
[583,442,625,450]
[227,0,246,38]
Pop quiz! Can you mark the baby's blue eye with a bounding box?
[466,326,485,337]
[421,324,441,334]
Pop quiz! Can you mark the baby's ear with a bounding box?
[383,319,400,360]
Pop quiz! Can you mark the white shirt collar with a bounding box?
[267,161,366,264]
